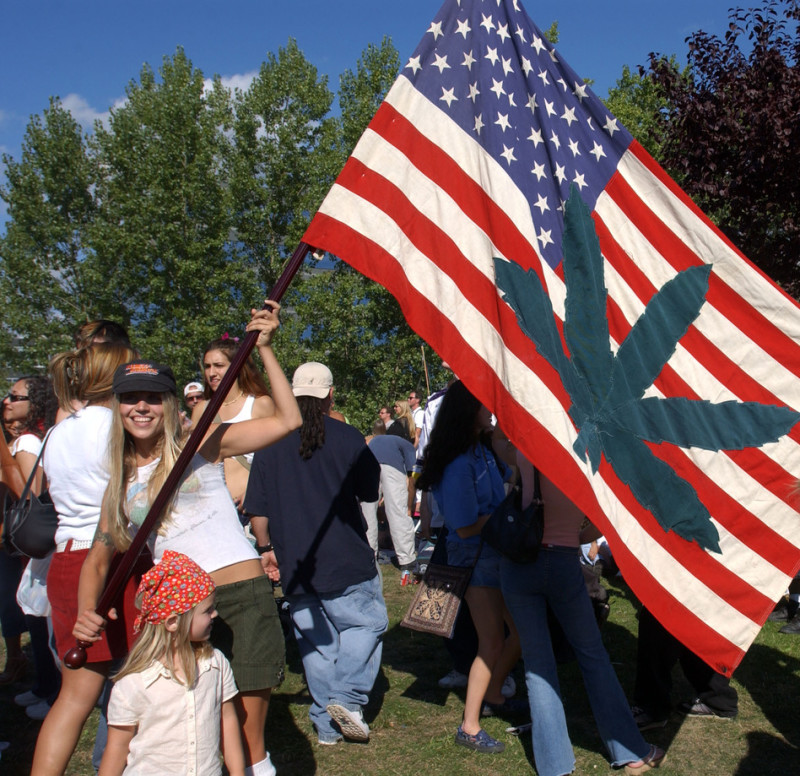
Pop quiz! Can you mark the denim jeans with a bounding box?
[286,574,388,741]
[501,549,648,776]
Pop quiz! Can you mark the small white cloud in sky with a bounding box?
[61,93,109,128]
[204,70,258,96]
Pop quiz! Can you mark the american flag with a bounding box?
[303,0,800,674]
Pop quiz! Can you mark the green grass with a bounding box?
[2,568,799,775]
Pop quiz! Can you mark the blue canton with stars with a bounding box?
[403,0,634,269]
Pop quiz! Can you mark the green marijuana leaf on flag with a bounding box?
[495,189,800,553]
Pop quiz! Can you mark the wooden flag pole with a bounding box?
[421,345,430,398]
[64,241,314,669]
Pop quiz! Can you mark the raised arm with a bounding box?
[200,303,301,462]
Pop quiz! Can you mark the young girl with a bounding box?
[99,550,245,776]
[76,304,301,776]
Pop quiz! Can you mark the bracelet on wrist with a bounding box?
[255,543,274,554]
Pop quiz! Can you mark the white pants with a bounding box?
[361,465,417,566]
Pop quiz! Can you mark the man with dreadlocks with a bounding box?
[245,362,386,746]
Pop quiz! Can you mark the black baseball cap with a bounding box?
[113,361,177,395]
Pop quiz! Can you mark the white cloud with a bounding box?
[204,70,258,96]
[61,93,110,129]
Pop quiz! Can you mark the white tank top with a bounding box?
[127,453,258,573]
[220,395,256,466]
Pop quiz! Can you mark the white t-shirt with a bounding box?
[43,405,112,544]
[107,648,237,776]
[10,433,42,459]
[412,406,425,431]
[127,454,258,573]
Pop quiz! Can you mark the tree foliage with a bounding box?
[286,36,447,431]
[0,38,445,426]
[645,0,800,297]
[603,63,679,158]
[0,99,98,370]
[230,39,340,288]
[90,49,251,380]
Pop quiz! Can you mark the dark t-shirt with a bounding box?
[244,416,380,595]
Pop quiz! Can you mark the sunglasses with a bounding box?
[185,394,203,404]
[5,393,29,402]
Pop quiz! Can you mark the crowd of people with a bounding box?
[2,318,795,775]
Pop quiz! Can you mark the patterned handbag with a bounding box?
[400,541,482,639]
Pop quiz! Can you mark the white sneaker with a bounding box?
[437,669,468,689]
[501,675,516,698]
[14,690,43,707]
[25,700,51,720]
[326,704,370,741]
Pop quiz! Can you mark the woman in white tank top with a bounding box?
[193,335,275,512]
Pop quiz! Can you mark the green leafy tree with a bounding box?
[0,99,99,371]
[338,36,401,152]
[603,63,679,158]
[229,39,341,290]
[645,0,800,297]
[91,48,254,382]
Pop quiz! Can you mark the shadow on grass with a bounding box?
[0,647,47,776]
[379,621,454,706]
[734,730,800,776]
[732,638,800,775]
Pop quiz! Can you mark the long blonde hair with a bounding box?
[393,399,416,438]
[105,391,188,551]
[113,606,213,688]
[49,344,138,413]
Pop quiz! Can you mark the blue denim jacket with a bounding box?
[433,443,508,546]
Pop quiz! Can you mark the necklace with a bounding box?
[221,389,244,407]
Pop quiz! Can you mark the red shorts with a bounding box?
[48,545,152,664]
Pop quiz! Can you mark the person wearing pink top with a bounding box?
[499,452,665,776]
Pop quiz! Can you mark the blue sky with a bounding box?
[1,0,734,219]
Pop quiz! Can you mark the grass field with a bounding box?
[2,565,799,775]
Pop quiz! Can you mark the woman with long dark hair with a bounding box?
[417,380,521,754]
[192,336,275,514]
[2,376,61,717]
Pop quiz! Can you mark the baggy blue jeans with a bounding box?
[500,548,649,776]
[286,573,388,741]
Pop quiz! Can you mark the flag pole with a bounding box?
[64,240,314,669]
[421,345,430,398]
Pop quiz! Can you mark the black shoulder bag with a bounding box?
[3,431,58,559]
[481,468,544,564]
